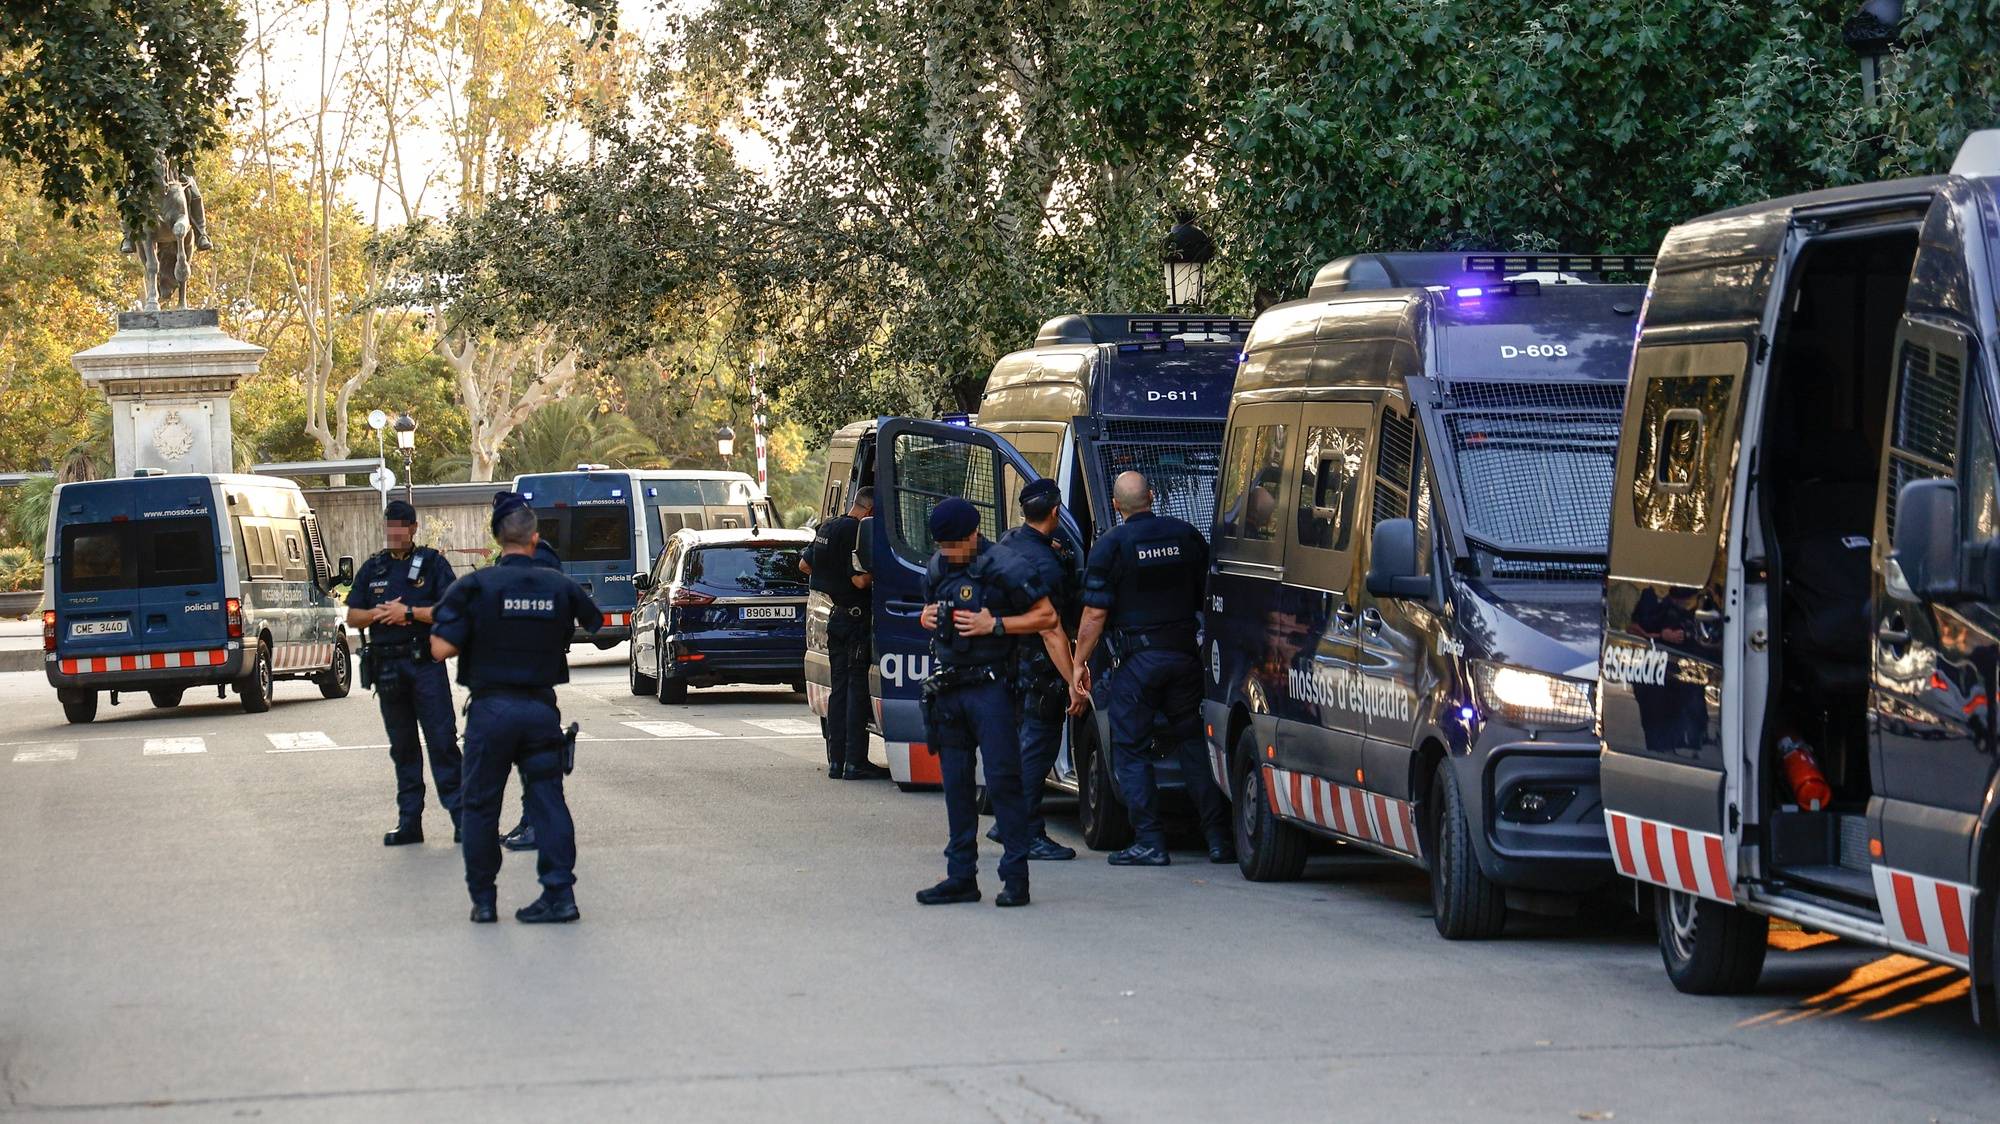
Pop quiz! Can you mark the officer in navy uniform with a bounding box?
[985,478,1082,861]
[345,499,463,846]
[430,493,604,923]
[1072,471,1234,866]
[500,536,568,853]
[914,498,1059,907]
[801,486,886,779]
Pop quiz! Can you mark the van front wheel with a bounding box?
[59,688,97,725]
[1431,760,1507,940]
[238,642,273,714]
[1656,886,1768,994]
[317,634,352,700]
[1234,734,1307,882]
[1076,721,1133,852]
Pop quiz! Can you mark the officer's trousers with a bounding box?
[1017,711,1063,839]
[824,615,872,767]
[930,679,1031,885]
[1104,648,1229,850]
[460,688,576,906]
[376,657,462,826]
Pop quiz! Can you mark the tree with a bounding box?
[0,0,246,235]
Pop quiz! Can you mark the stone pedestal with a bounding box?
[71,309,265,477]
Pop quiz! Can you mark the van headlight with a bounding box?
[1471,662,1594,730]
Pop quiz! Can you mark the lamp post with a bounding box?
[715,424,736,460]
[393,411,417,507]
[1842,0,1903,106]
[1163,211,1215,312]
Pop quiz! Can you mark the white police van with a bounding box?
[44,472,353,723]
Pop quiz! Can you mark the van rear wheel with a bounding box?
[316,634,352,699]
[1234,733,1308,882]
[148,687,184,709]
[1076,721,1133,852]
[1656,886,1768,994]
[59,688,97,725]
[1431,759,1507,940]
[238,641,273,714]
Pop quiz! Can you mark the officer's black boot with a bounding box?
[502,821,538,851]
[915,877,981,905]
[1028,835,1077,861]
[1107,843,1170,866]
[383,823,424,846]
[1207,837,1237,864]
[827,762,842,779]
[995,879,1030,907]
[469,899,497,924]
[842,761,889,780]
[515,891,580,924]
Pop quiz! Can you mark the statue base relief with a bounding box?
[71,309,265,478]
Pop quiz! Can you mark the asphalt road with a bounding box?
[2,645,1997,1122]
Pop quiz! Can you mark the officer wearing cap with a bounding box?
[914,497,1059,908]
[346,498,462,847]
[800,486,885,780]
[429,492,604,924]
[1072,471,1234,866]
[986,477,1082,861]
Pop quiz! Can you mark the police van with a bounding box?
[512,467,774,647]
[805,313,1249,839]
[1597,132,2000,1013]
[43,472,354,723]
[1202,253,1647,938]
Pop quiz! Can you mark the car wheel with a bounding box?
[656,641,687,704]
[1656,885,1769,994]
[791,677,807,694]
[1234,732,1308,882]
[1076,720,1133,852]
[148,687,186,709]
[317,634,352,700]
[59,688,97,725]
[239,640,273,714]
[1431,759,1507,940]
[629,633,657,695]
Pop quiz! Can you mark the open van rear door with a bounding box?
[870,417,1079,787]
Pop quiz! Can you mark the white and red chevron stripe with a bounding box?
[1604,810,1734,903]
[58,648,229,675]
[271,642,337,672]
[1264,764,1420,857]
[1872,863,1977,967]
[602,612,632,628]
[1207,743,1230,799]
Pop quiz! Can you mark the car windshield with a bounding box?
[1434,380,1625,577]
[685,546,806,593]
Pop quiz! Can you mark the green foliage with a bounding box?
[2,476,56,552]
[0,0,246,235]
[437,395,657,480]
[0,546,44,592]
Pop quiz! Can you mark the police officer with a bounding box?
[1072,471,1234,866]
[914,498,1059,907]
[429,492,604,923]
[500,535,567,853]
[985,478,1082,861]
[801,487,886,780]
[345,499,463,847]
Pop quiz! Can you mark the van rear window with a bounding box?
[570,508,632,563]
[60,517,219,592]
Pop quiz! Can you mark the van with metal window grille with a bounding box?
[511,467,775,649]
[43,472,354,724]
[1202,253,1646,938]
[1596,131,2000,1017]
[804,314,1249,841]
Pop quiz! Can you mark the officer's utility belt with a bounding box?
[837,604,865,618]
[922,662,999,699]
[1112,625,1197,656]
[362,638,428,662]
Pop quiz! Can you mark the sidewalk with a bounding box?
[0,619,43,673]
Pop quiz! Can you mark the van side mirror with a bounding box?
[855,516,875,573]
[1893,478,2000,602]
[1365,518,1431,600]
[633,572,652,593]
[335,556,355,586]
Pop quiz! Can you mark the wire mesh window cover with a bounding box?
[1372,409,1417,531]
[891,432,1001,562]
[1218,424,1288,541]
[1091,417,1226,540]
[1295,425,1367,551]
[1442,380,1625,554]
[1884,341,1962,541]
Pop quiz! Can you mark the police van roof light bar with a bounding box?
[1463,254,1654,277]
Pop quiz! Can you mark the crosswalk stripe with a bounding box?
[743,717,821,736]
[265,731,337,751]
[622,720,718,739]
[142,737,207,756]
[12,743,79,763]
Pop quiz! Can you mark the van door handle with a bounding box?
[1692,608,1722,623]
[1360,608,1384,633]
[1878,614,1910,647]
[1334,604,1359,628]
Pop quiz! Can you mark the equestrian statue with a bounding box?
[121,155,213,311]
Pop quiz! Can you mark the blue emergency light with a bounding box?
[942,414,971,427]
[1455,286,1485,299]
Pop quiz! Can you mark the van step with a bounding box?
[1777,862,1875,903]
[1837,814,1870,872]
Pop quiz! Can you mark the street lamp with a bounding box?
[393,411,417,506]
[1163,211,1215,312]
[1842,0,1903,106]
[715,424,736,459]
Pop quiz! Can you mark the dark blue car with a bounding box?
[629,528,812,702]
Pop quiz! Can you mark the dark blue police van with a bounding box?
[808,313,1249,832]
[44,473,353,723]
[1202,253,1647,938]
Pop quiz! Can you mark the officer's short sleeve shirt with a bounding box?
[429,571,479,650]
[1080,524,1128,612]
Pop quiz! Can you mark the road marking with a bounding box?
[622,720,717,739]
[743,717,821,736]
[12,742,79,763]
[266,731,336,751]
[142,736,207,756]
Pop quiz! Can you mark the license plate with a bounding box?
[740,605,797,621]
[70,619,129,638]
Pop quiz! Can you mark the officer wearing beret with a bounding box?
[800,486,885,780]
[987,477,1082,861]
[1072,471,1234,867]
[914,497,1059,908]
[346,499,463,846]
[430,493,604,924]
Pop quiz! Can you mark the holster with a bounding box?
[561,721,580,775]
[357,644,378,690]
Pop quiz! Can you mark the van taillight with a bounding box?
[225,598,243,638]
[42,610,55,652]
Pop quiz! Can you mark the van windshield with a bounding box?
[60,517,219,592]
[685,546,807,593]
[1433,380,1625,576]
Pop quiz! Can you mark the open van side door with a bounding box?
[870,417,1081,787]
[1600,327,1756,904]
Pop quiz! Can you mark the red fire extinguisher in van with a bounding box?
[1779,735,1832,811]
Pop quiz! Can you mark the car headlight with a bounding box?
[1471,662,1594,730]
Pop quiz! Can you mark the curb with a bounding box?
[0,649,42,674]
